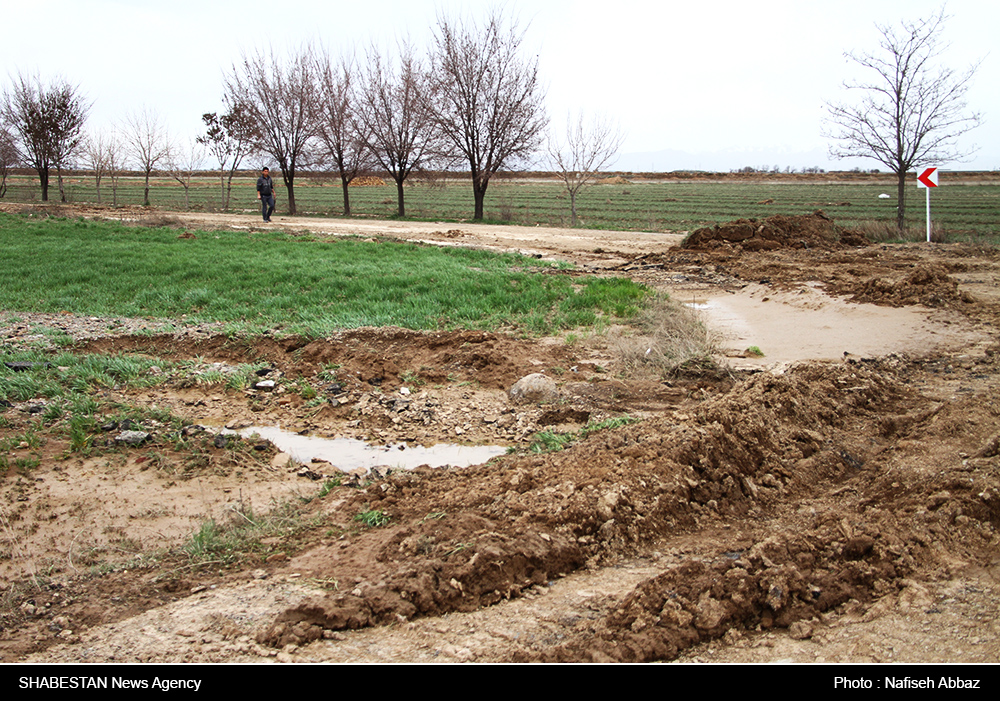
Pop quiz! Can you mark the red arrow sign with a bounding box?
[917,167,939,188]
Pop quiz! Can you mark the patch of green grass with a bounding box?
[0,213,648,336]
[745,346,764,357]
[294,380,318,400]
[0,429,42,451]
[354,509,390,528]
[15,456,40,473]
[0,349,195,456]
[525,416,639,454]
[399,370,425,387]
[317,363,341,381]
[182,501,302,566]
[317,477,341,498]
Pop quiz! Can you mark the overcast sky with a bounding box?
[5,0,997,172]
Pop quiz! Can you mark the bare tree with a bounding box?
[548,112,624,227]
[313,51,371,217]
[105,128,127,207]
[1,73,89,202]
[198,103,257,210]
[124,108,172,207]
[0,126,18,199]
[83,130,112,204]
[225,46,316,215]
[167,138,205,210]
[355,42,436,217]
[429,8,547,220]
[825,8,981,233]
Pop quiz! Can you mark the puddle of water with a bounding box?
[232,425,507,472]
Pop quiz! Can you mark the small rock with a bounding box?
[115,430,150,446]
[256,380,276,391]
[788,620,814,640]
[509,373,559,404]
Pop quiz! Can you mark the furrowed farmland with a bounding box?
[3,170,1000,241]
[1,171,1000,664]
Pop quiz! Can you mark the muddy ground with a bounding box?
[1,205,999,664]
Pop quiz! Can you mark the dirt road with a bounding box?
[2,206,999,664]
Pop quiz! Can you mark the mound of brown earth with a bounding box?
[681,211,869,252]
[257,362,932,648]
[350,176,387,187]
[599,176,632,185]
[845,263,976,308]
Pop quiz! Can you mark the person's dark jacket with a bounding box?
[257,175,273,197]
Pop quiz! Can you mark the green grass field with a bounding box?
[0,213,647,336]
[5,172,999,242]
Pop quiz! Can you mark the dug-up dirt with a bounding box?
[2,205,1000,665]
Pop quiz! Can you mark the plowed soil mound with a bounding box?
[258,362,946,649]
[842,263,977,308]
[681,212,868,252]
[80,327,583,393]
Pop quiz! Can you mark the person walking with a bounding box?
[257,167,276,222]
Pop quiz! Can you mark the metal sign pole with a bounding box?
[926,186,932,243]
[917,167,939,243]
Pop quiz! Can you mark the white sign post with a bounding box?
[917,167,939,242]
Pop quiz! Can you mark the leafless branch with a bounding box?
[548,112,624,227]
[1,73,89,202]
[124,108,172,207]
[225,46,317,215]
[354,40,437,217]
[312,49,372,217]
[429,7,547,220]
[824,8,982,232]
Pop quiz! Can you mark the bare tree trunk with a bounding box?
[284,178,296,216]
[340,175,351,217]
[143,171,151,207]
[473,178,487,221]
[40,169,49,201]
[896,171,906,235]
[57,167,68,202]
[570,191,578,227]
[396,179,405,217]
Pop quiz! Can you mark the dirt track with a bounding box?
[2,206,1000,664]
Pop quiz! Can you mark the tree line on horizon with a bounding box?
[0,7,982,232]
[0,8,625,225]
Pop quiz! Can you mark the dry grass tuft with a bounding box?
[852,219,952,243]
[136,214,185,229]
[608,294,724,378]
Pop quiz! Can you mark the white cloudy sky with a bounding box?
[4,0,997,172]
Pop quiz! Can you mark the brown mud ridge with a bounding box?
[680,211,869,252]
[261,361,1000,661]
[3,208,1000,664]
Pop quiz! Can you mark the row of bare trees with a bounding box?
[222,8,563,220]
[0,75,203,208]
[0,9,624,222]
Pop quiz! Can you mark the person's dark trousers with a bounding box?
[261,195,275,221]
